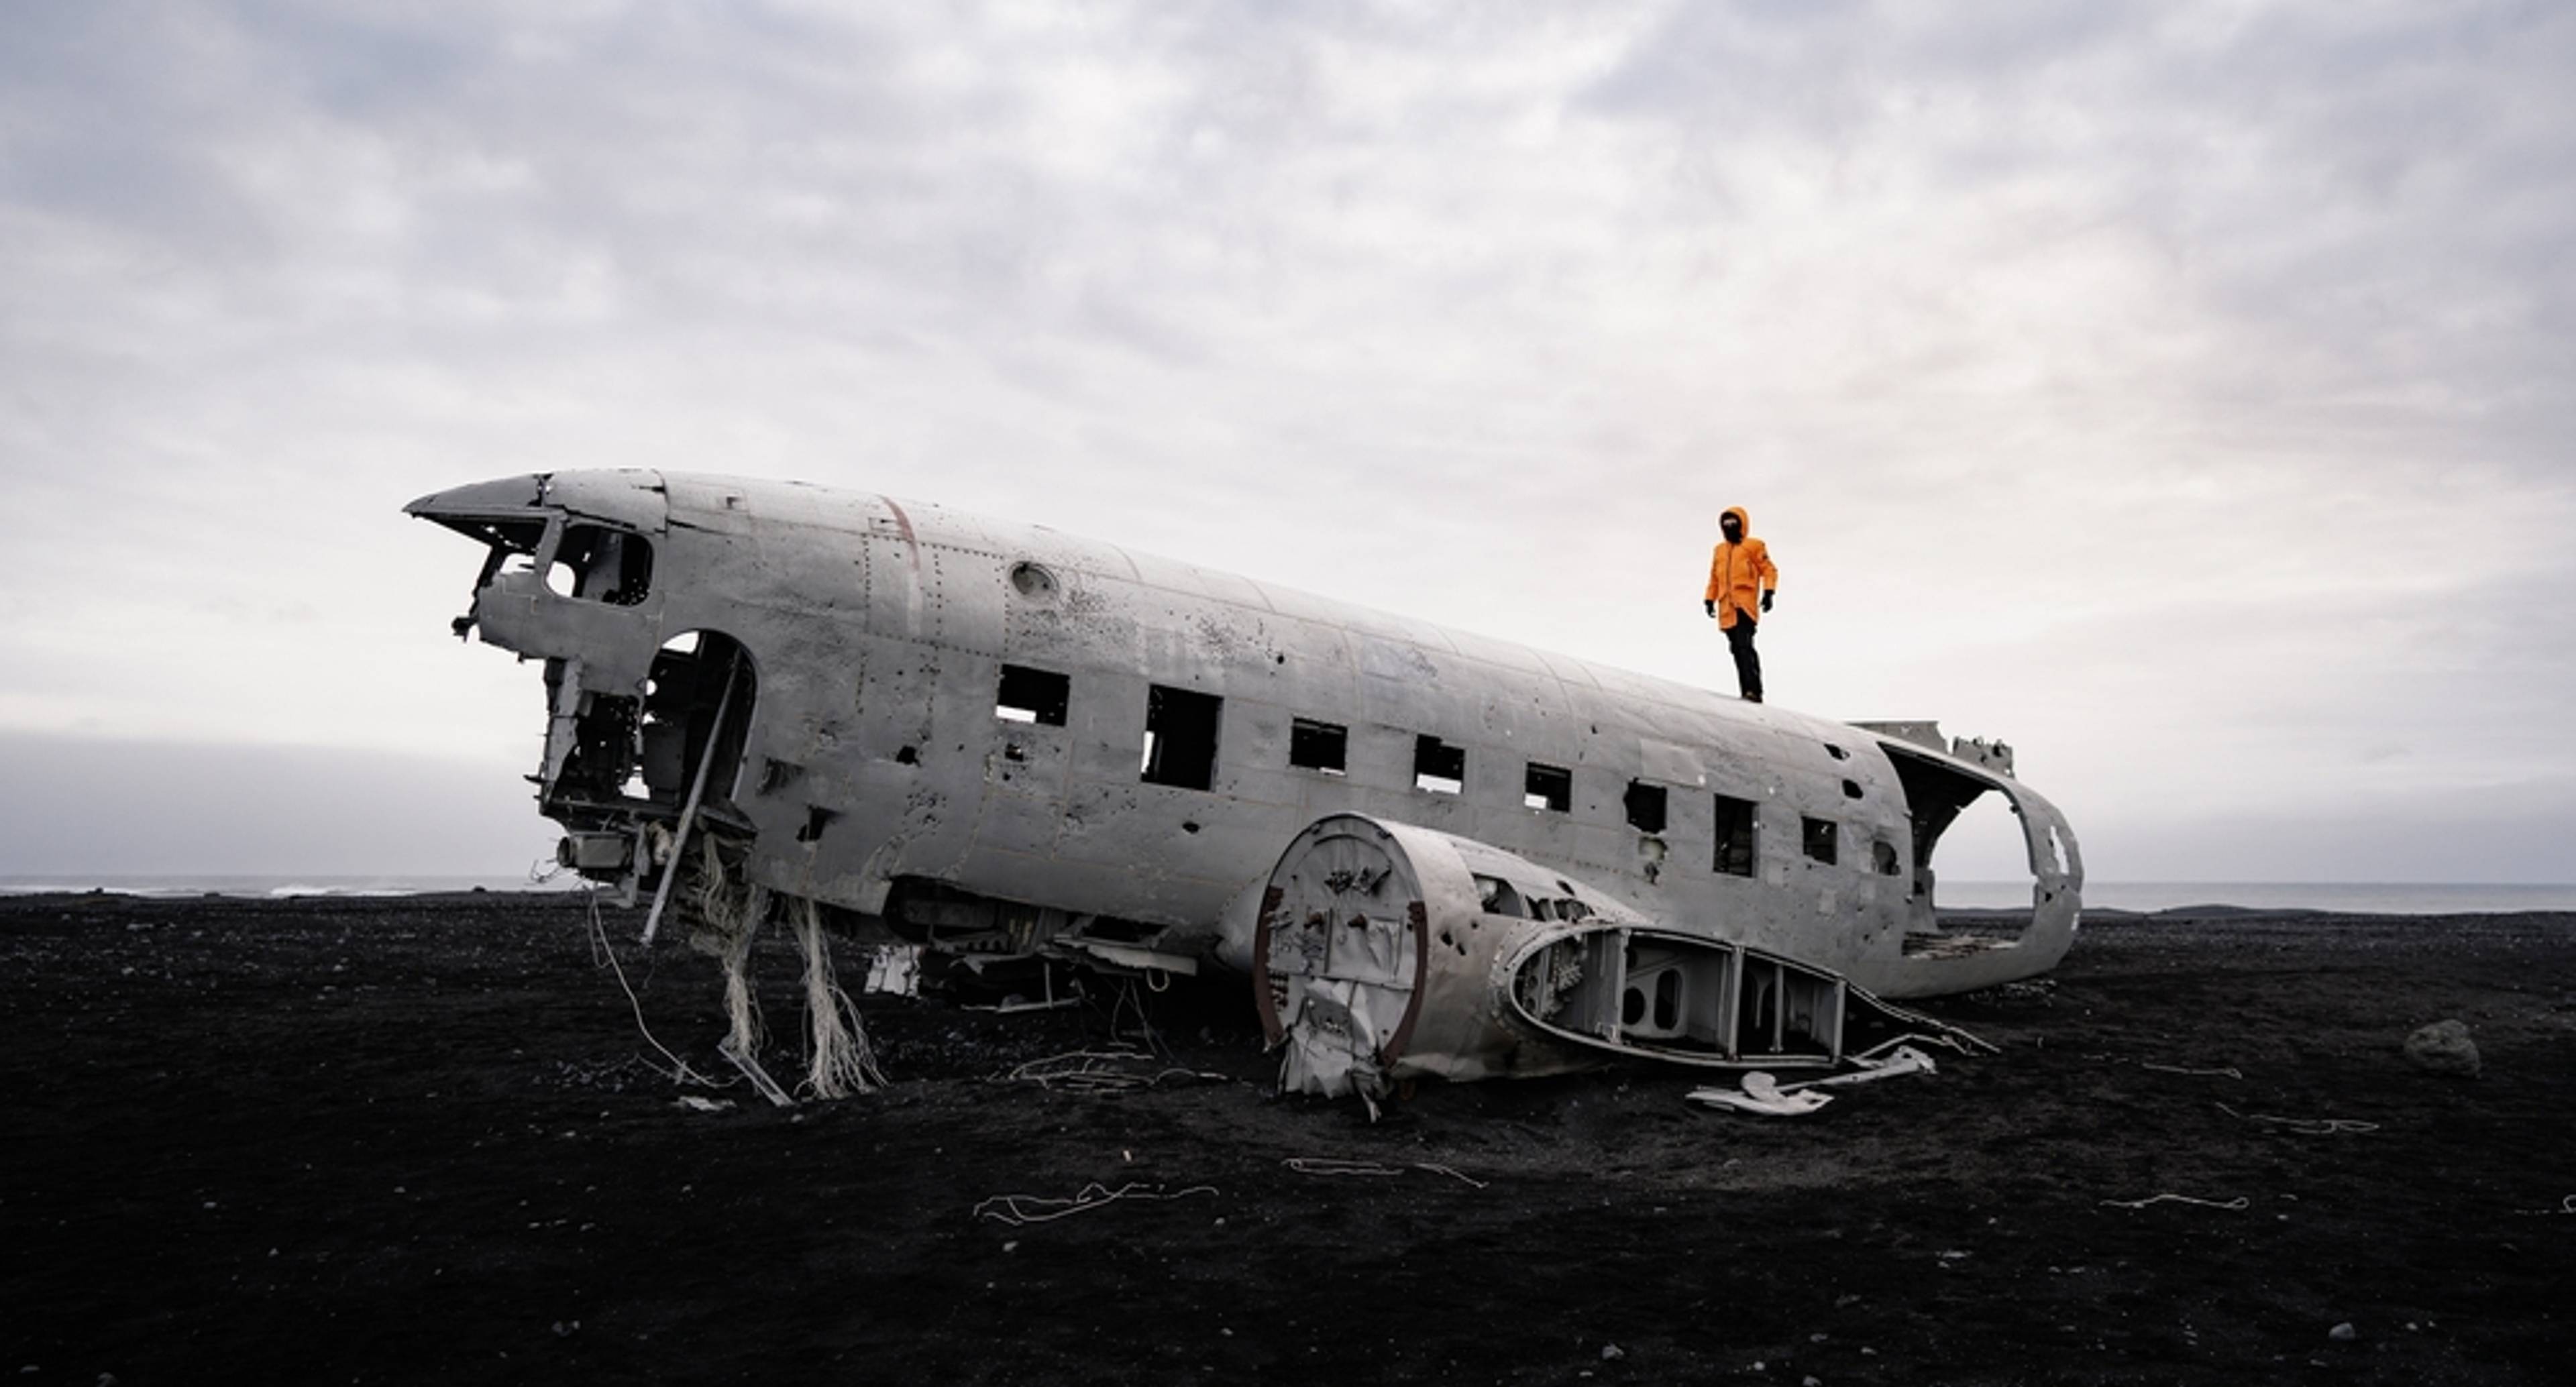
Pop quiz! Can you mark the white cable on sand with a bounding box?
[972,1182,1219,1226]
[2143,1062,2245,1079]
[1282,1157,1489,1188]
[1285,1157,1403,1178]
[582,885,717,1088]
[2100,1193,2250,1211]
[1002,1050,1226,1092]
[1411,1162,1489,1189]
[2216,1101,2379,1135]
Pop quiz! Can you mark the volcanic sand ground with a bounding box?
[4,892,2571,1385]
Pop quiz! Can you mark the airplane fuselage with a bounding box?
[410,469,2082,1000]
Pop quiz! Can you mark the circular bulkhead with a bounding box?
[1254,814,1633,1099]
[1254,817,1434,1100]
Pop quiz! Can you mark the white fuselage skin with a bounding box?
[414,469,2084,999]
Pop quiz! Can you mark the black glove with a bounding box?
[1761,590,1774,614]
[1703,600,1715,618]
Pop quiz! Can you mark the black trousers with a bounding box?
[1724,618,1762,701]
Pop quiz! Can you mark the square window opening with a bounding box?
[1624,781,1668,834]
[996,664,1070,726]
[1802,816,1839,865]
[1289,718,1348,774]
[1525,763,1572,813]
[1413,735,1466,795]
[1141,685,1222,791]
[545,524,655,606]
[1714,794,1758,877]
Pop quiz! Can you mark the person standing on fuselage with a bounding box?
[1703,506,1778,702]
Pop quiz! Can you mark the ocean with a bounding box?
[0,874,582,899]
[1937,880,2576,914]
[3,874,2572,914]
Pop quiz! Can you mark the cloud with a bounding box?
[1,1,2569,878]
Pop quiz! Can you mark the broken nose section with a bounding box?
[405,471,672,639]
[409,469,672,535]
[403,474,549,524]
[407,476,555,639]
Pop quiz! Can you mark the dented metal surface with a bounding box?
[409,469,2084,1094]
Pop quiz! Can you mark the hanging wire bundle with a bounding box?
[794,895,884,1099]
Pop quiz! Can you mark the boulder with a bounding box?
[2403,1019,2480,1078]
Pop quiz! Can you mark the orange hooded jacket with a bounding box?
[1703,506,1778,630]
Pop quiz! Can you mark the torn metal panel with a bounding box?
[1847,719,1945,753]
[1949,736,2017,779]
[411,469,2086,1094]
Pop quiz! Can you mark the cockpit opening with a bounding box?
[421,516,549,635]
[1882,744,2041,947]
[545,523,655,605]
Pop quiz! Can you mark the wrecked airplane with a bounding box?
[409,471,2083,1101]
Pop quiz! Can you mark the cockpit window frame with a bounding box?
[545,522,657,606]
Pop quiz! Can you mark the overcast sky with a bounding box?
[3,1,2570,883]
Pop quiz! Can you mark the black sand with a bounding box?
[4,892,2570,1384]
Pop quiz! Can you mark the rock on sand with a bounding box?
[2403,1019,2480,1078]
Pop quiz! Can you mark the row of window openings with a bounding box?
[1002,666,1564,806]
[995,664,1896,877]
[541,543,1833,863]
